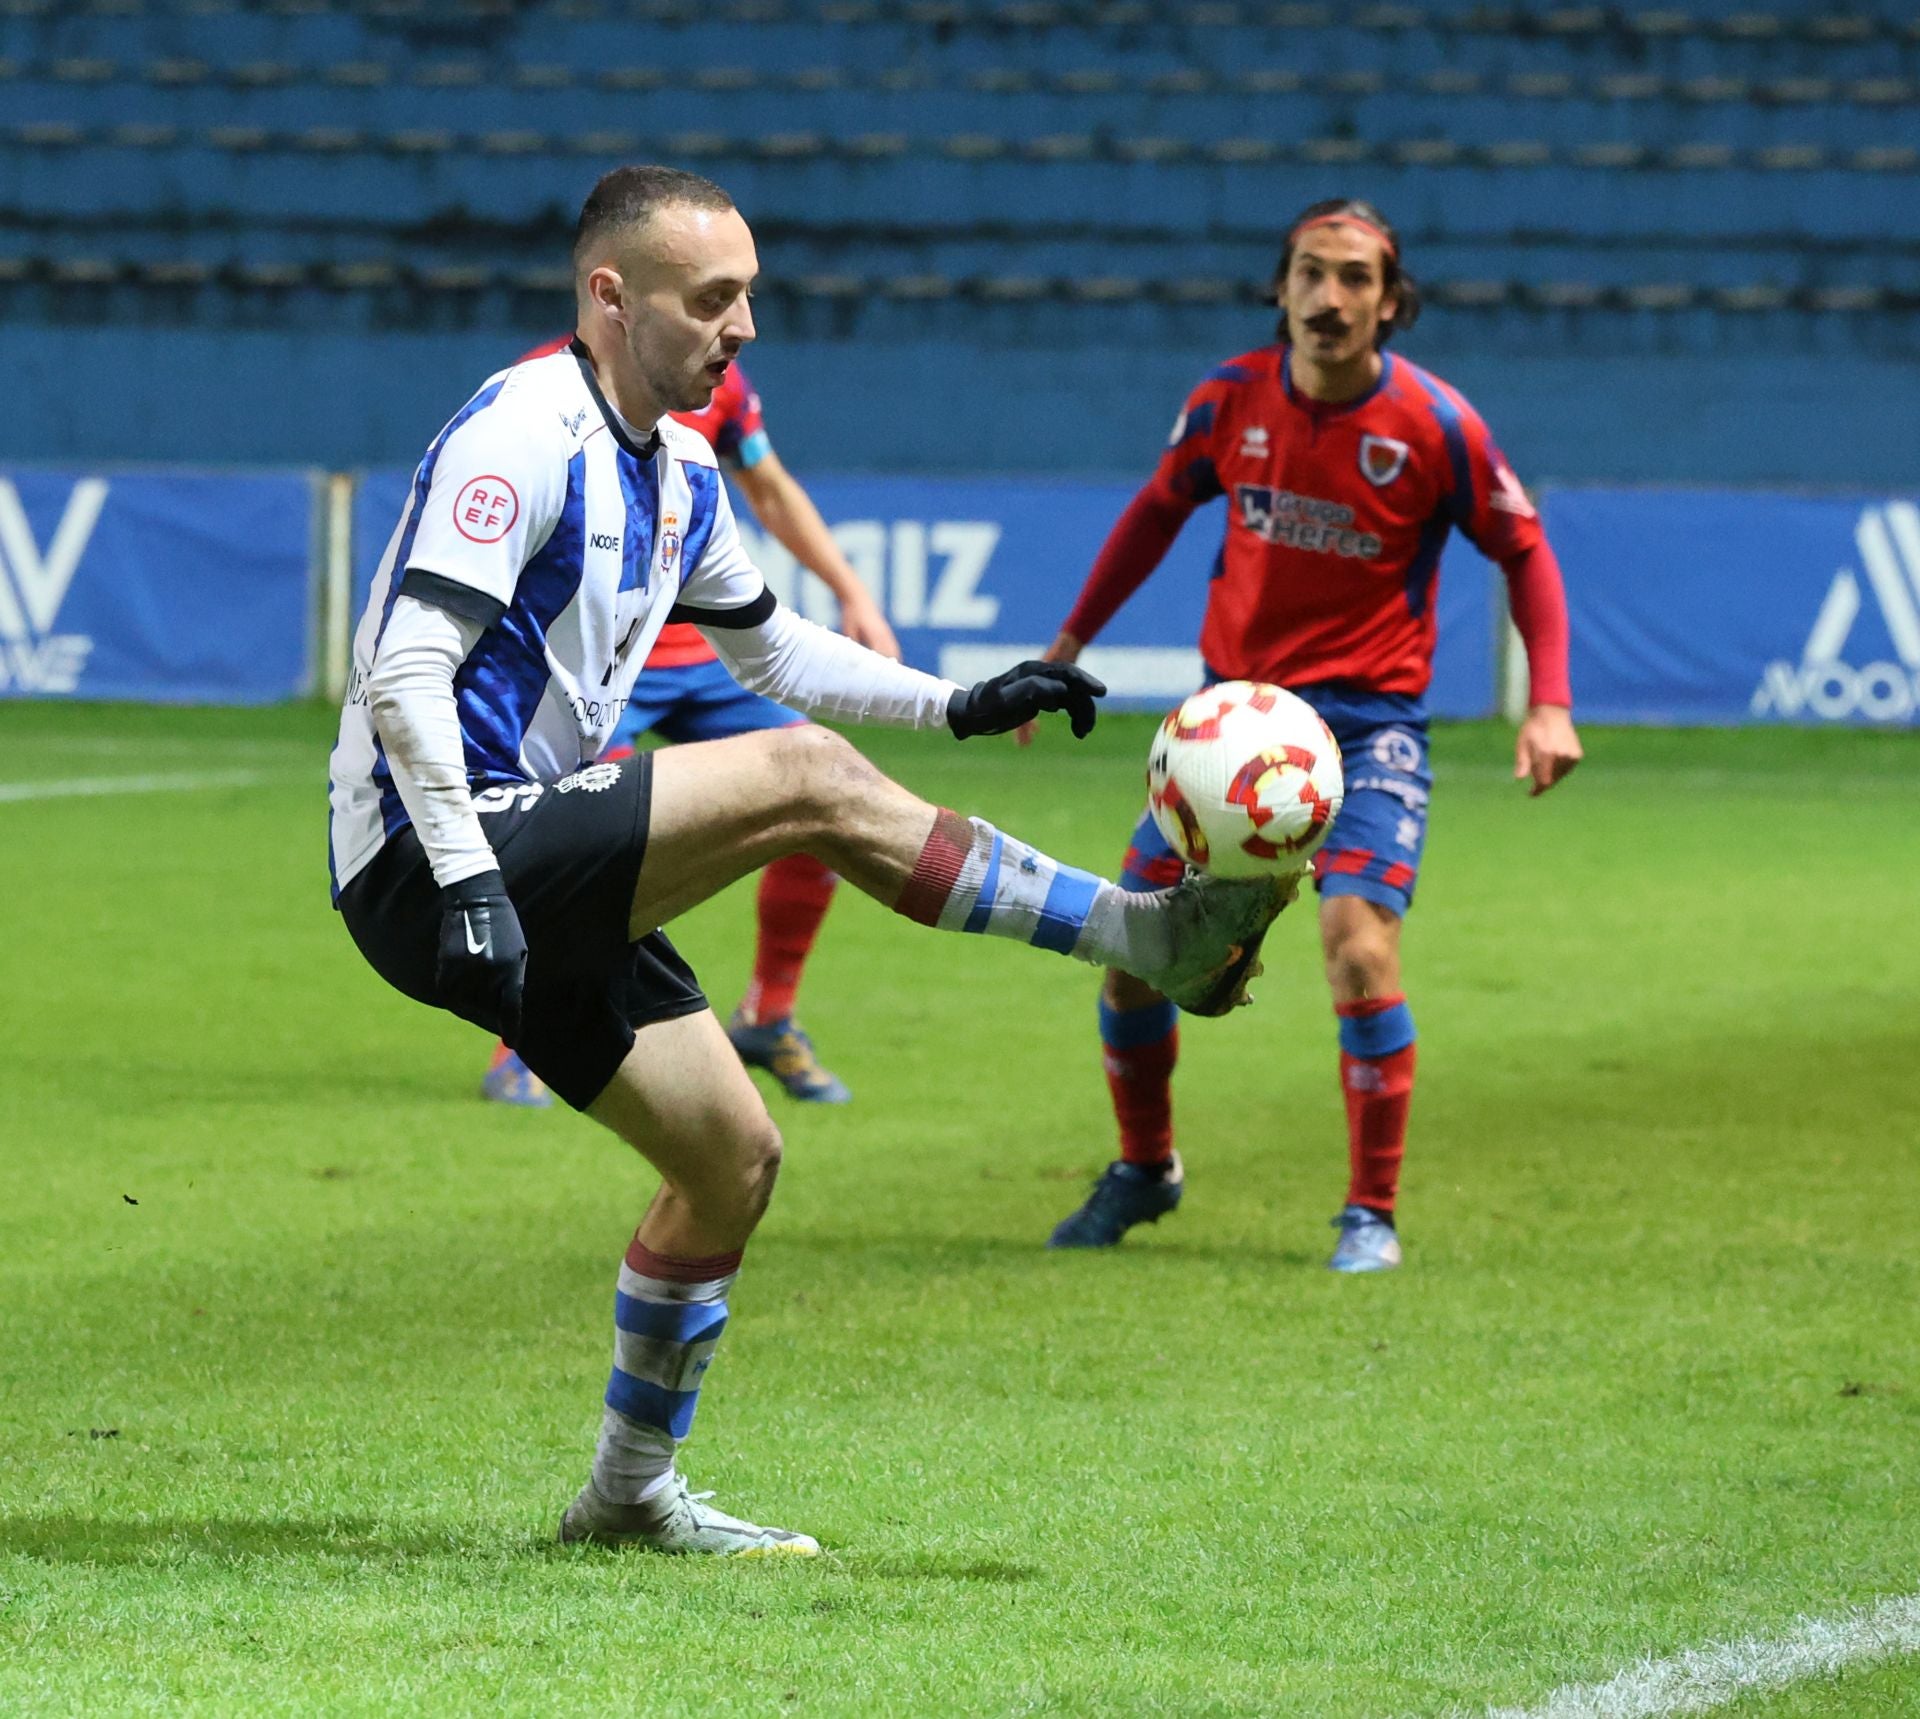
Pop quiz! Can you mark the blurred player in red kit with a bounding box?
[486,346,899,1108]
[1039,197,1583,1270]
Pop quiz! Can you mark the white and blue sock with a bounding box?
[894,810,1163,969]
[591,1237,739,1504]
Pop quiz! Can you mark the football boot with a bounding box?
[1328,1204,1402,1273]
[559,1473,819,1557]
[1047,1153,1185,1249]
[728,1012,851,1104]
[481,1044,552,1108]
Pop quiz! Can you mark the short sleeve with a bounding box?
[401,391,569,613]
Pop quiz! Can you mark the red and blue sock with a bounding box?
[1100,997,1180,1171]
[1335,994,1417,1218]
[738,853,838,1026]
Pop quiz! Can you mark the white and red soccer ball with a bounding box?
[1146,682,1345,878]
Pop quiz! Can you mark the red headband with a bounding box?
[1289,212,1397,260]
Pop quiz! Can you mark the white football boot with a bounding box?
[559,1472,820,1556]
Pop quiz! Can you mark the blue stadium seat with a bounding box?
[3,0,1914,450]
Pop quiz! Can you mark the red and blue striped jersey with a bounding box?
[1071,345,1547,699]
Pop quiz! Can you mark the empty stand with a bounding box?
[2,0,1915,471]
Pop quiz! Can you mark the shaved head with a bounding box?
[573,165,735,278]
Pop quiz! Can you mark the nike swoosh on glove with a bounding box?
[436,868,527,1043]
[947,660,1107,739]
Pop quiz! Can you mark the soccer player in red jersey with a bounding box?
[1040,198,1583,1270]
[485,344,898,1109]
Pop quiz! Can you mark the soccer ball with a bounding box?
[1146,682,1344,877]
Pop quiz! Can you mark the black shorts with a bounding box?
[337,752,707,1111]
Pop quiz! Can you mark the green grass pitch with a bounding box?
[2,701,1916,1717]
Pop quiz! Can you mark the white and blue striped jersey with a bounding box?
[327,343,777,893]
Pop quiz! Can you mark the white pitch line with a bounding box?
[1480,1592,1920,1719]
[0,769,272,803]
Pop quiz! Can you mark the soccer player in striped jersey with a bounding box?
[483,350,898,1109]
[329,165,1295,1555]
[1037,198,1583,1272]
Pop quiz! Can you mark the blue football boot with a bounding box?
[728,1012,852,1104]
[481,1044,552,1108]
[1048,1153,1184,1248]
[1328,1204,1402,1273]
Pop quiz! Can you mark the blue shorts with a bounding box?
[614,656,807,748]
[1120,679,1432,920]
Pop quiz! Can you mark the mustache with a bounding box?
[1303,311,1350,333]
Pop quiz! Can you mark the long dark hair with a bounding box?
[1272,197,1421,347]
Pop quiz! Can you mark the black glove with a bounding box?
[436,869,527,1044]
[947,660,1107,740]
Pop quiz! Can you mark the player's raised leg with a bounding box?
[630,725,1297,1013]
[558,1007,819,1555]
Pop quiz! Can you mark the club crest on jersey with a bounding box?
[1358,435,1410,487]
[657,513,682,575]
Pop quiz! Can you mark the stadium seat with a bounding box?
[5,0,1914,440]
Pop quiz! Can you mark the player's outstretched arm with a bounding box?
[733,453,901,658]
[693,598,1105,738]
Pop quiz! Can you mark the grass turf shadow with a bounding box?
[0,1513,493,1565]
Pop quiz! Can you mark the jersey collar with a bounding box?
[1280,346,1395,418]
[568,337,663,459]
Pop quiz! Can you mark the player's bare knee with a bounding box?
[1323,926,1398,1001]
[778,723,880,823]
[674,1116,781,1233]
[737,1116,784,1220]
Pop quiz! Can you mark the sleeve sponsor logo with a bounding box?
[1488,457,1536,517]
[453,475,519,544]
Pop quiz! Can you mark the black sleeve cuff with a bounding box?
[665,586,779,629]
[399,567,509,629]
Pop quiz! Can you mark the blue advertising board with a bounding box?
[0,468,316,703]
[352,468,1498,717]
[1548,486,1920,726]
